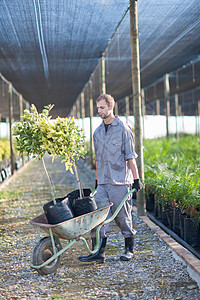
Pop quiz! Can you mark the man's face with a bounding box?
[97,99,112,119]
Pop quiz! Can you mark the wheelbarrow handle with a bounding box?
[91,189,97,197]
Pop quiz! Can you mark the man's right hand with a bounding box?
[132,179,143,192]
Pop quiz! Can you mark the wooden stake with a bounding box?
[100,54,106,94]
[175,94,179,139]
[8,83,15,175]
[42,157,56,205]
[164,73,170,139]
[130,0,145,216]
[74,162,83,199]
[89,80,95,168]
[19,94,25,165]
[125,96,130,124]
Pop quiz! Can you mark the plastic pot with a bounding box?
[67,188,97,217]
[43,198,74,225]
[146,194,155,212]
[173,208,181,236]
[184,217,200,247]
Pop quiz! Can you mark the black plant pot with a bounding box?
[154,202,158,217]
[165,206,174,230]
[67,188,97,217]
[67,188,91,200]
[146,194,155,212]
[43,188,97,225]
[173,208,181,236]
[179,212,187,239]
[154,202,162,219]
[43,198,74,225]
[161,206,169,226]
[158,203,162,219]
[184,217,200,247]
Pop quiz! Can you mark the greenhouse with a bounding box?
[0,0,200,299]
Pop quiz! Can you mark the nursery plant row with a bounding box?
[144,134,200,247]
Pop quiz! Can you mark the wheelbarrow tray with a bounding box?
[30,202,112,240]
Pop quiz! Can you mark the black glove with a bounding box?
[132,179,143,192]
[95,179,98,189]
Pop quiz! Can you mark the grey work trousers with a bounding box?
[91,184,137,239]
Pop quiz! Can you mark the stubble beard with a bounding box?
[100,111,110,120]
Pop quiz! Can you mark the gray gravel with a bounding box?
[0,155,200,299]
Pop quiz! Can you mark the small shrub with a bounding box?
[144,135,200,223]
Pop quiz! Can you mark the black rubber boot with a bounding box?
[91,237,97,250]
[78,238,96,262]
[78,237,107,263]
[120,237,134,261]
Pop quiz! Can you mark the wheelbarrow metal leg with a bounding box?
[79,221,102,254]
[49,228,59,255]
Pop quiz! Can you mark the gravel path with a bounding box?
[0,155,200,299]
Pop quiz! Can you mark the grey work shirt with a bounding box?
[93,116,138,185]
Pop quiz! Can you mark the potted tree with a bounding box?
[13,104,97,224]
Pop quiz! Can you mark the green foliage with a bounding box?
[144,135,200,221]
[0,139,10,162]
[13,104,53,158]
[12,104,86,173]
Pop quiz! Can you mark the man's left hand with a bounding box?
[95,179,98,189]
[132,179,143,192]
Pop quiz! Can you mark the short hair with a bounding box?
[96,94,115,108]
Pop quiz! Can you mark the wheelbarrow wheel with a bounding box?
[32,236,62,275]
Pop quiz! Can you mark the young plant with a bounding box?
[13,104,86,203]
[144,135,200,223]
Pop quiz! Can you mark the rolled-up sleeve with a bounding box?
[123,126,138,160]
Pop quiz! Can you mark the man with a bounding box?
[79,94,142,263]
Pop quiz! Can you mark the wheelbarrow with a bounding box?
[30,188,136,275]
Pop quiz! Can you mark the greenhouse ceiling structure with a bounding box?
[0,0,200,119]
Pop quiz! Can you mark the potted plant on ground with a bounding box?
[144,136,200,243]
[13,104,97,224]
